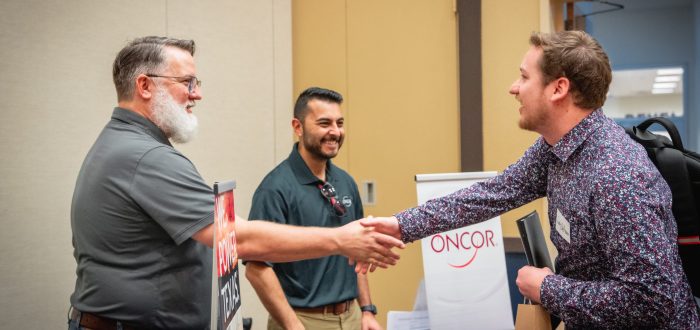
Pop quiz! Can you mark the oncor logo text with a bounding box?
[429,230,496,268]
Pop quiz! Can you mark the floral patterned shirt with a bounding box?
[395,109,699,329]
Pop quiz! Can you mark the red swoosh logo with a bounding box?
[448,248,478,268]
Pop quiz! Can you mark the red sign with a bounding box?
[214,181,240,330]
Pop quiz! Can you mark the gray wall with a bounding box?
[0,0,291,327]
[584,0,698,150]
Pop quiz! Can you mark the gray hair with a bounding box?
[112,36,195,101]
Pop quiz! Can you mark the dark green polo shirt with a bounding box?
[248,143,364,308]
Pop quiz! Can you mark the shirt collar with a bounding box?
[111,107,171,146]
[289,142,334,185]
[549,108,605,162]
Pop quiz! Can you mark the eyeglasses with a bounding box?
[146,74,202,94]
[318,182,347,217]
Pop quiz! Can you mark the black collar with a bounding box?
[111,107,171,146]
[288,142,335,185]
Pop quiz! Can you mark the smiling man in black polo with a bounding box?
[245,87,380,330]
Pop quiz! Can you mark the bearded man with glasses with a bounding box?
[245,87,381,330]
[68,38,403,330]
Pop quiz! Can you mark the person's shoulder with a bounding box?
[329,163,354,180]
[94,124,171,164]
[255,158,295,189]
[587,128,660,189]
[328,164,362,194]
[590,122,649,168]
[136,145,198,176]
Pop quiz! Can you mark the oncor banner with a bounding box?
[416,172,513,330]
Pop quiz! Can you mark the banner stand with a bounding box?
[416,172,514,329]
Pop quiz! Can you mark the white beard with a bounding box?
[151,87,198,144]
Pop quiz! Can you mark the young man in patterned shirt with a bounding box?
[362,31,700,329]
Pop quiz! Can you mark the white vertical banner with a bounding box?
[416,172,514,330]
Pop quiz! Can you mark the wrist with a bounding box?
[360,304,377,315]
[389,216,402,240]
[331,227,343,255]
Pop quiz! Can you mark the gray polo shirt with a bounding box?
[70,108,214,329]
[248,143,363,308]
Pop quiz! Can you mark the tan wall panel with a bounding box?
[347,1,459,327]
[293,0,459,327]
[292,0,349,167]
[0,0,291,327]
[0,2,168,327]
[482,0,548,238]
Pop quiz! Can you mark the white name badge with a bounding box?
[555,209,571,243]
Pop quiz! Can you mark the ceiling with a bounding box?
[576,0,692,14]
[608,67,684,98]
[575,0,691,98]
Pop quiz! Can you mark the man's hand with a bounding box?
[360,216,401,240]
[352,216,403,273]
[516,265,553,304]
[362,312,383,330]
[335,220,404,270]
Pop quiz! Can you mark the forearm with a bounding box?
[357,273,382,330]
[357,273,372,306]
[395,179,540,243]
[236,216,401,266]
[236,219,339,262]
[540,274,674,328]
[395,147,549,243]
[244,262,302,329]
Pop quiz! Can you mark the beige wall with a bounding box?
[293,0,460,327]
[482,0,547,238]
[0,0,290,327]
[482,0,554,255]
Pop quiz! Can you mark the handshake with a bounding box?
[337,216,403,274]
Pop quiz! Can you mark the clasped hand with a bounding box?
[337,217,404,273]
[343,216,403,274]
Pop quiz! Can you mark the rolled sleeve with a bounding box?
[130,146,214,245]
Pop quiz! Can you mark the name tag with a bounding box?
[555,209,571,243]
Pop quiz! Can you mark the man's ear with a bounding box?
[135,75,154,100]
[550,77,570,102]
[292,118,303,138]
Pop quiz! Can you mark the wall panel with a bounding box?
[0,0,291,326]
[293,0,459,326]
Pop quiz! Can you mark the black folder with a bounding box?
[516,211,554,271]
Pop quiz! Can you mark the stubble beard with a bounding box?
[517,98,550,132]
[302,130,343,161]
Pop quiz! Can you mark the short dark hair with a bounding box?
[529,31,611,110]
[293,87,343,121]
[112,36,196,101]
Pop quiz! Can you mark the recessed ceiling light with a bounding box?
[653,82,677,89]
[657,68,684,75]
[652,88,675,94]
[655,75,681,83]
